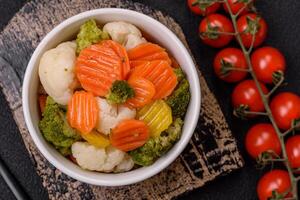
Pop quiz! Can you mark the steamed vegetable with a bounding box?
[128,42,171,65]
[106,80,135,104]
[173,68,185,83]
[71,142,134,172]
[39,97,81,155]
[129,118,183,166]
[103,21,146,50]
[126,76,156,108]
[137,100,172,137]
[38,41,77,105]
[111,119,150,152]
[166,79,190,118]
[67,91,99,134]
[130,60,177,99]
[95,97,136,135]
[76,40,130,96]
[76,19,109,54]
[81,131,110,148]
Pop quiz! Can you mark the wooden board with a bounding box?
[0,0,243,199]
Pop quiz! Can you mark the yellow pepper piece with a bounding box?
[137,100,172,137]
[81,131,110,148]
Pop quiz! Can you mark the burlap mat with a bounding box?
[0,0,244,199]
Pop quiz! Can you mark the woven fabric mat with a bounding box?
[0,0,244,199]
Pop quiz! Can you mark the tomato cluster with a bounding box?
[187,0,300,199]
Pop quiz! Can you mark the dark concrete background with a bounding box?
[0,0,300,199]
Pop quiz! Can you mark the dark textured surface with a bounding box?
[0,0,299,200]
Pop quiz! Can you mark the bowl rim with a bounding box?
[22,8,201,186]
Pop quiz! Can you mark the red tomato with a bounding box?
[232,80,268,114]
[257,170,291,200]
[237,13,267,48]
[270,92,300,130]
[223,0,252,15]
[251,47,286,84]
[285,135,300,169]
[213,48,248,82]
[187,0,220,15]
[245,123,281,159]
[199,14,234,48]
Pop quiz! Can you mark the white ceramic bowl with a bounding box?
[22,8,201,186]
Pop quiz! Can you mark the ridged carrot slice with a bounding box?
[130,60,177,99]
[110,119,149,152]
[38,95,47,113]
[128,42,171,67]
[170,56,180,68]
[67,91,98,134]
[76,40,130,96]
[126,76,156,108]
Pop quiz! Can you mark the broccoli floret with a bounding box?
[39,97,81,155]
[173,68,185,82]
[76,19,110,54]
[166,78,190,118]
[129,118,183,166]
[106,80,135,104]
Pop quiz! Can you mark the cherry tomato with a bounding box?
[199,14,234,48]
[187,0,220,15]
[257,170,291,200]
[245,123,281,159]
[223,0,252,15]
[232,80,268,115]
[285,135,300,169]
[213,48,248,82]
[237,13,267,48]
[251,47,286,84]
[270,92,300,130]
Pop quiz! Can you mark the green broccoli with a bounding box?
[173,68,185,82]
[39,97,81,155]
[129,118,183,166]
[166,78,190,118]
[106,80,135,104]
[76,19,110,54]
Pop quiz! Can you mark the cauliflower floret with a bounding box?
[96,97,136,135]
[71,142,106,171]
[124,34,147,50]
[114,154,134,173]
[71,142,128,172]
[39,41,77,105]
[103,21,146,50]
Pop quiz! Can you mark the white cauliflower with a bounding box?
[96,97,136,135]
[114,154,134,173]
[39,41,77,105]
[71,142,134,172]
[103,21,146,50]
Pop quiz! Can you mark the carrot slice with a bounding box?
[126,76,156,108]
[128,43,171,67]
[130,60,177,99]
[110,119,149,152]
[170,56,180,68]
[38,95,47,113]
[67,91,98,134]
[76,40,130,96]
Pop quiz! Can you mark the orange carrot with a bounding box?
[38,95,47,113]
[126,76,156,108]
[67,91,98,134]
[130,60,177,99]
[76,40,130,96]
[110,119,149,152]
[170,56,180,68]
[127,43,171,67]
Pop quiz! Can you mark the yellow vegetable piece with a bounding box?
[137,100,172,137]
[81,131,110,148]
